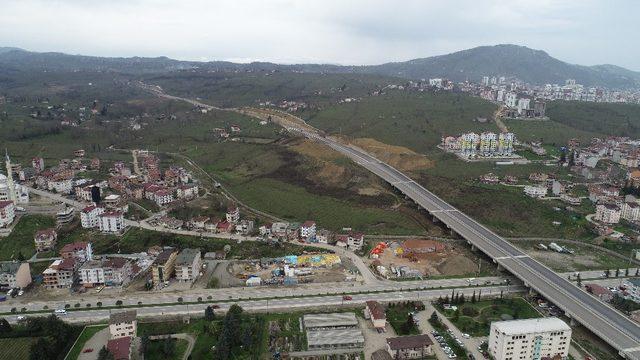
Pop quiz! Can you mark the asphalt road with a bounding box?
[288,129,640,358]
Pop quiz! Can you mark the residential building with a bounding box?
[34,228,57,252]
[226,205,240,223]
[98,211,126,234]
[386,335,433,359]
[42,258,77,289]
[176,184,198,199]
[107,336,132,360]
[109,310,137,339]
[151,249,178,286]
[235,219,254,235]
[622,202,640,222]
[153,189,173,206]
[0,261,31,288]
[489,318,571,360]
[364,300,386,329]
[347,232,365,251]
[595,203,622,224]
[81,205,105,228]
[585,283,614,302]
[174,248,202,282]
[300,220,317,240]
[0,200,15,228]
[60,241,93,262]
[32,157,44,173]
[524,185,547,198]
[316,229,332,244]
[623,278,640,303]
[56,206,75,225]
[79,257,133,287]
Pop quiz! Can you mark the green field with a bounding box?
[386,303,420,335]
[65,325,107,360]
[504,119,602,145]
[438,297,540,336]
[0,215,56,261]
[547,101,640,139]
[305,91,498,154]
[0,337,37,360]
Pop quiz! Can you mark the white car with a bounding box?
[17,290,24,296]
[16,315,26,321]
[54,309,67,314]
[462,333,470,338]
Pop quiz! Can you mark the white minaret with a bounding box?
[5,150,16,204]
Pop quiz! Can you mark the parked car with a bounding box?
[16,315,26,322]
[54,309,67,314]
[462,333,470,338]
[342,295,352,301]
[82,348,94,353]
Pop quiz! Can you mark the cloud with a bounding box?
[0,0,637,70]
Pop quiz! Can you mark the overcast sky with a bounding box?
[1,0,638,70]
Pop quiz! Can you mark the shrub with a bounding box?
[462,307,479,317]
[116,300,123,306]
[97,302,102,307]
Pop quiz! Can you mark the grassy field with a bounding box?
[0,215,56,261]
[0,337,37,360]
[65,325,107,360]
[438,297,540,336]
[504,119,602,145]
[547,101,640,138]
[386,303,420,335]
[305,91,498,154]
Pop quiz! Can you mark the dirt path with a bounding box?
[494,106,509,132]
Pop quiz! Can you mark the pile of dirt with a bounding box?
[352,138,434,172]
[436,255,478,276]
[290,139,342,161]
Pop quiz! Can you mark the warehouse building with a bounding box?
[303,312,364,351]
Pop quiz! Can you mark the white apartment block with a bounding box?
[0,200,15,228]
[489,318,571,360]
[595,203,621,224]
[154,189,174,206]
[226,206,240,223]
[622,202,640,222]
[98,211,126,234]
[300,221,317,239]
[524,186,547,198]
[517,98,531,115]
[81,205,105,228]
[505,92,518,107]
[479,132,498,156]
[347,233,364,251]
[109,310,137,340]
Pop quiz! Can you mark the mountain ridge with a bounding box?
[1,44,638,88]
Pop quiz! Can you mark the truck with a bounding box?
[549,242,564,253]
[535,243,548,250]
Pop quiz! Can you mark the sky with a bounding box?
[0,0,638,70]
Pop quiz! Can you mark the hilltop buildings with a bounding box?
[442,132,515,158]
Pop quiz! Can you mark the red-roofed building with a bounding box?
[153,189,174,206]
[226,205,240,223]
[80,205,105,229]
[107,336,132,360]
[34,228,57,252]
[42,258,77,289]
[60,241,93,262]
[585,283,614,302]
[217,220,234,233]
[365,300,387,329]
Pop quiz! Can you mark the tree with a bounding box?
[17,251,25,261]
[161,338,176,357]
[615,269,620,278]
[0,318,11,333]
[140,335,150,354]
[430,311,438,323]
[459,294,465,304]
[626,268,630,277]
[453,308,460,321]
[471,291,476,303]
[29,338,53,360]
[605,269,610,278]
[576,273,582,287]
[97,346,114,360]
[204,305,216,321]
[636,268,639,277]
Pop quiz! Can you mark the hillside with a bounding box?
[1,45,639,88]
[356,45,640,88]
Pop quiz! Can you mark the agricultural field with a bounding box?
[0,337,37,360]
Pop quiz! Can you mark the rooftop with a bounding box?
[0,261,22,275]
[60,241,89,253]
[366,300,386,321]
[306,328,364,347]
[176,248,200,265]
[107,336,131,360]
[109,310,137,325]
[491,317,570,335]
[387,334,433,350]
[303,312,358,329]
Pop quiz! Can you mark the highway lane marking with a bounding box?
[494,255,530,260]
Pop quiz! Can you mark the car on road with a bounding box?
[54,309,67,314]
[342,295,352,301]
[82,349,94,353]
[16,315,26,322]
[462,333,470,338]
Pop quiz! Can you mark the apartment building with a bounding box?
[151,248,178,286]
[226,205,240,223]
[60,241,93,262]
[0,200,15,228]
[489,318,571,360]
[595,203,622,224]
[79,257,133,287]
[109,310,137,339]
[300,220,317,240]
[174,248,202,282]
[622,202,640,222]
[364,300,386,329]
[42,258,77,289]
[0,261,31,289]
[81,205,105,228]
[386,335,433,359]
[98,211,126,234]
[524,185,547,198]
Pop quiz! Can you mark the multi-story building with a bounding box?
[42,258,77,289]
[81,205,105,229]
[524,185,547,198]
[79,257,133,287]
[460,132,480,156]
[98,211,126,234]
[505,92,517,107]
[153,189,173,206]
[176,184,198,199]
[479,132,498,156]
[0,261,31,289]
[497,132,515,156]
[60,241,93,262]
[109,310,137,339]
[595,203,622,224]
[489,318,571,360]
[0,200,15,228]
[34,228,57,252]
[622,202,640,222]
[517,98,531,115]
[364,300,386,329]
[174,248,202,282]
[32,157,44,173]
[151,249,178,286]
[300,220,317,240]
[226,205,240,223]
[347,232,365,251]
